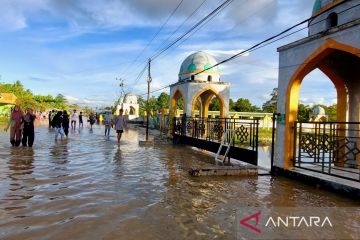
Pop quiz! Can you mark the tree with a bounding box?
[262,88,278,113]
[232,98,260,112]
[229,98,235,111]
[156,92,169,111]
[297,104,311,122]
[209,97,220,111]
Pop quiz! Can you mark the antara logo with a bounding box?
[239,211,262,233]
[239,211,333,234]
[265,216,333,228]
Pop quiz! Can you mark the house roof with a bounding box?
[0,93,17,105]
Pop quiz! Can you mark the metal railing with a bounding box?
[294,122,360,182]
[173,117,259,151]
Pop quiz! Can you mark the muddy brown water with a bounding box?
[0,123,359,240]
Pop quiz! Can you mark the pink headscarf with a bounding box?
[11,105,23,127]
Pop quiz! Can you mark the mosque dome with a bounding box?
[312,0,343,16]
[312,105,326,115]
[124,92,138,104]
[178,51,220,82]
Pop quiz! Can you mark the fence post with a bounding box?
[270,113,279,174]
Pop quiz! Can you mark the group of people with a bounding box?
[3,105,36,147]
[4,106,128,146]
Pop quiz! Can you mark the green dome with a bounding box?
[312,0,343,16]
[188,63,197,71]
[179,51,221,82]
[204,63,212,70]
[312,0,322,15]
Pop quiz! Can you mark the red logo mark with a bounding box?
[239,211,262,233]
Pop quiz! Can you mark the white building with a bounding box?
[115,92,139,120]
[170,51,230,118]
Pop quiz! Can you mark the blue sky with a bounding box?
[0,0,336,107]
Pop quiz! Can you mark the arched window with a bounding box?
[207,75,212,82]
[327,12,338,29]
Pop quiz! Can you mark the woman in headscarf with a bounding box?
[4,105,24,146]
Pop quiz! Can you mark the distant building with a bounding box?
[115,92,139,120]
[309,105,328,122]
[0,93,17,117]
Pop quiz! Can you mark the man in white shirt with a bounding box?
[71,110,78,130]
[114,109,127,143]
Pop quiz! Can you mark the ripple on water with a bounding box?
[0,124,359,240]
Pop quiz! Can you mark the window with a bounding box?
[327,12,338,29]
[191,75,195,81]
[207,75,212,82]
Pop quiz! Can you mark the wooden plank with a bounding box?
[189,166,259,177]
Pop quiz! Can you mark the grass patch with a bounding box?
[233,128,273,147]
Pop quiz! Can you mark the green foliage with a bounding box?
[156,92,169,110]
[209,97,220,111]
[262,88,278,113]
[297,104,312,122]
[176,95,184,110]
[232,98,260,112]
[316,104,337,122]
[0,81,69,112]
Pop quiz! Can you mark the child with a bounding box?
[114,109,127,143]
[22,108,36,147]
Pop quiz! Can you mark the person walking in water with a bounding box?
[89,112,96,129]
[48,111,52,128]
[4,105,24,147]
[52,111,64,140]
[79,111,84,128]
[114,109,127,144]
[70,109,78,130]
[103,111,113,139]
[62,110,70,138]
[22,108,36,147]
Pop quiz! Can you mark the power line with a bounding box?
[136,0,357,96]
[154,0,235,63]
[119,0,185,80]
[151,0,234,61]
[153,0,208,54]
[128,0,232,92]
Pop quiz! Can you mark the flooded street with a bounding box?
[0,124,359,240]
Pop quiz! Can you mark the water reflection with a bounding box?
[0,125,358,240]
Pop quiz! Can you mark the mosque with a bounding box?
[169,51,230,119]
[275,0,360,170]
[115,92,139,120]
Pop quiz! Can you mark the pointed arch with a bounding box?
[191,86,225,118]
[170,88,185,117]
[283,39,360,168]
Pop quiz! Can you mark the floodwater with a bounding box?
[0,123,359,240]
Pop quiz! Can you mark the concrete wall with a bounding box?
[275,22,360,168]
[309,1,360,35]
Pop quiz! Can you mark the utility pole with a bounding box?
[146,58,152,141]
[116,77,125,97]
